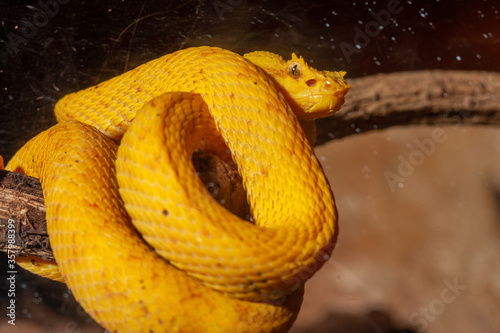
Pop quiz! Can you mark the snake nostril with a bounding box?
[305,79,317,87]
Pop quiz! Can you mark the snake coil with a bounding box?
[6,46,350,332]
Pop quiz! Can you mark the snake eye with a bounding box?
[288,62,302,79]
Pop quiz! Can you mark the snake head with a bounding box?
[244,51,350,120]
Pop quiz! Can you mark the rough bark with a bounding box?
[1,69,499,260]
[0,170,53,260]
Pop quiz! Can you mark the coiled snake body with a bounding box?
[6,47,349,332]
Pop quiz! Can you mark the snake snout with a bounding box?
[332,86,350,100]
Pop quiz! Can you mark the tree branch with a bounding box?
[315,70,500,145]
[1,69,500,260]
[0,170,53,260]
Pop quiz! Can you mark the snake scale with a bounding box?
[5,46,350,332]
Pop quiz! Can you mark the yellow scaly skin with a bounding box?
[6,46,350,332]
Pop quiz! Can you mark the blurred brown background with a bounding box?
[1,1,499,332]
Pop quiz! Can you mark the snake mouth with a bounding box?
[297,87,350,119]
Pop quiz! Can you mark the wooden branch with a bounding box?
[315,70,500,145]
[1,69,499,260]
[0,170,53,260]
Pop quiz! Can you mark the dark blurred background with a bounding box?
[0,1,499,332]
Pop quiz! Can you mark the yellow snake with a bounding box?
[5,46,349,332]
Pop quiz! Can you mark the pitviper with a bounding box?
[5,46,350,332]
